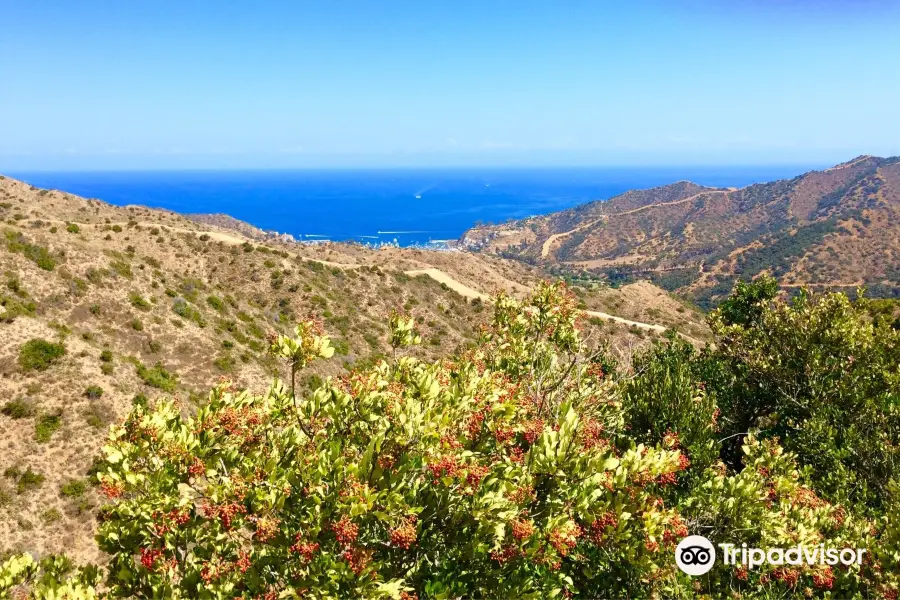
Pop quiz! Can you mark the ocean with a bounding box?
[10,166,817,247]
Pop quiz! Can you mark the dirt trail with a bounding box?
[540,190,730,258]
[404,268,491,301]
[58,219,695,339]
[405,268,702,340]
[825,156,873,172]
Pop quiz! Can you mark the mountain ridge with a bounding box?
[461,155,900,307]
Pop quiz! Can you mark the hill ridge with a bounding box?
[462,155,900,307]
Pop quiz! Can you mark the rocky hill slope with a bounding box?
[0,174,707,562]
[461,155,900,308]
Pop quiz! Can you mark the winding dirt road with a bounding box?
[60,220,690,337]
[540,190,731,258]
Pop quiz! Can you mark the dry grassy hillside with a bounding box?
[0,174,707,563]
[462,155,900,308]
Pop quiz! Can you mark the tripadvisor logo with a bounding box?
[676,535,716,575]
[675,535,867,576]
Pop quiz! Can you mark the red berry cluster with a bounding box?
[792,487,826,509]
[466,409,486,439]
[377,452,397,470]
[587,511,618,545]
[580,418,607,451]
[341,546,372,576]
[140,547,163,570]
[662,515,688,547]
[511,518,535,541]
[151,507,190,535]
[549,522,582,556]
[586,363,605,380]
[735,566,749,581]
[657,472,678,486]
[200,561,222,585]
[493,425,515,444]
[99,480,125,499]
[644,540,660,553]
[203,501,246,530]
[188,457,206,477]
[235,551,252,574]
[509,484,535,504]
[508,447,525,463]
[812,566,834,590]
[831,506,847,526]
[772,567,800,588]
[523,419,544,444]
[490,545,523,564]
[440,434,462,450]
[662,430,681,449]
[465,465,490,488]
[427,455,461,484]
[332,516,360,546]
[251,516,280,542]
[289,534,320,561]
[390,516,418,549]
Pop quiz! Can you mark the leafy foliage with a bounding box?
[4,281,900,599]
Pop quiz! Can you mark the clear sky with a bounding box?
[1,0,898,170]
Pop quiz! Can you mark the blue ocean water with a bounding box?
[11,166,817,247]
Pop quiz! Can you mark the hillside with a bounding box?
[461,155,900,307]
[0,174,708,563]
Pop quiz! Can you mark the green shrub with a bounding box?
[1,398,36,419]
[6,281,900,599]
[60,479,88,499]
[4,230,56,270]
[109,259,132,279]
[0,294,37,322]
[132,394,149,408]
[18,339,65,371]
[206,295,226,313]
[213,353,235,372]
[331,338,350,355]
[4,467,45,494]
[84,385,104,399]
[34,413,62,442]
[41,508,62,524]
[136,361,177,392]
[172,298,206,327]
[130,318,144,331]
[129,292,151,310]
[66,223,80,234]
[100,349,113,362]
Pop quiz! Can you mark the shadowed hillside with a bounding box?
[461,155,900,308]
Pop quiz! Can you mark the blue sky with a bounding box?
[1,0,898,170]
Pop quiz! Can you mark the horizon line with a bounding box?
[3,161,833,175]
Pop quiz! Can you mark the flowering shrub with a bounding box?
[3,280,898,599]
[86,282,690,598]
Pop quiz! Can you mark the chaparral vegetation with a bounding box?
[2,278,899,599]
